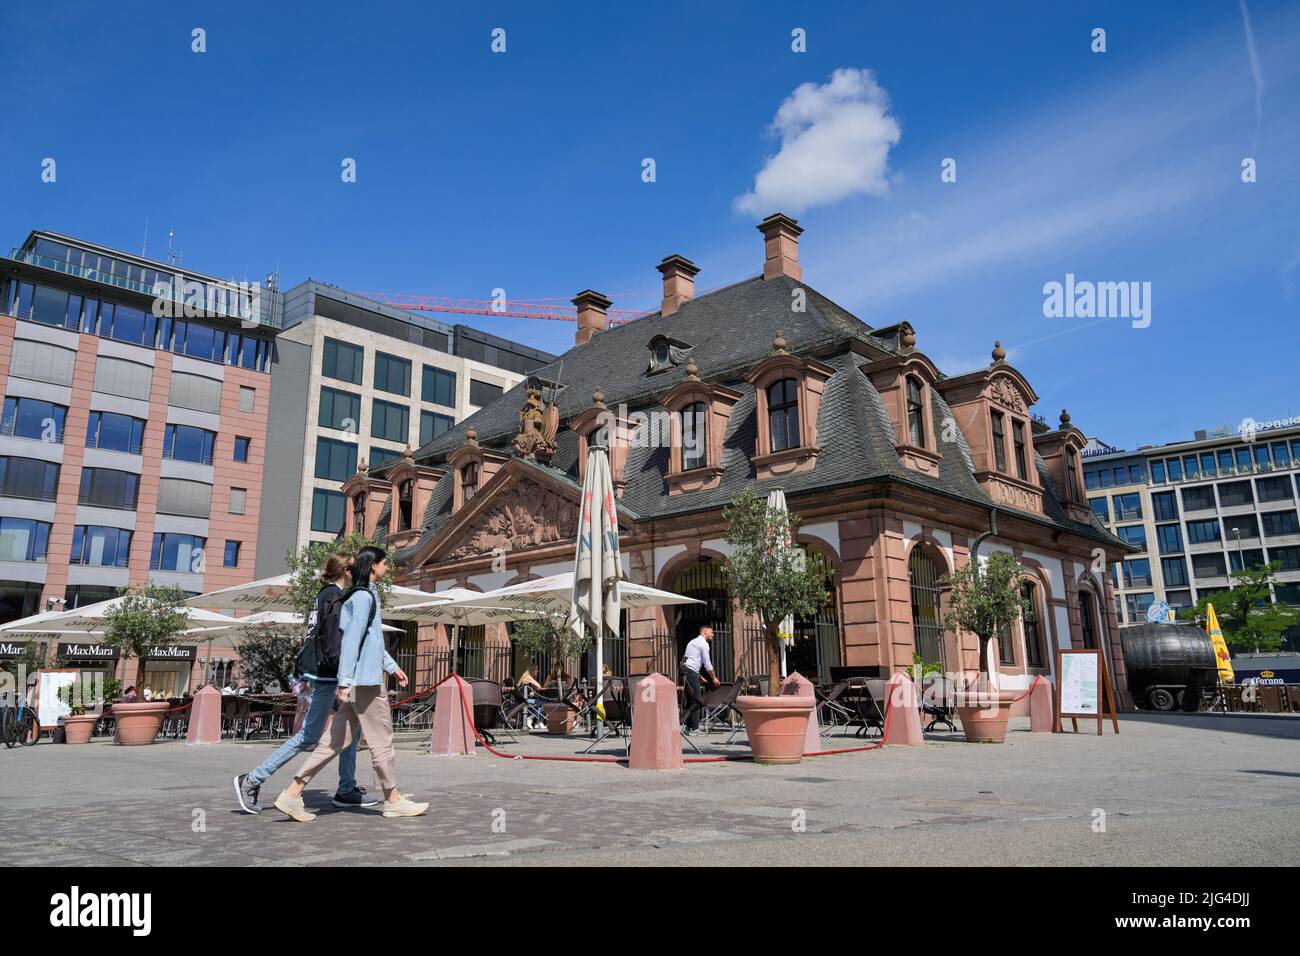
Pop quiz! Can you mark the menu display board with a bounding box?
[1054,649,1119,736]
[36,669,80,730]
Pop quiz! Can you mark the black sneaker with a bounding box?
[234,773,262,815]
[333,786,379,809]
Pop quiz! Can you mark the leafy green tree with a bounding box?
[942,551,1030,681]
[283,532,392,624]
[722,491,830,695]
[510,615,593,696]
[1180,562,1299,653]
[233,626,301,692]
[102,584,196,690]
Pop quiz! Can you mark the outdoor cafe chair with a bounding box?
[724,675,771,743]
[841,678,886,737]
[579,678,627,754]
[920,675,958,733]
[700,680,743,733]
[815,681,856,737]
[466,677,505,746]
[620,673,703,756]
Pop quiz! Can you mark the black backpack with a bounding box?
[295,585,376,681]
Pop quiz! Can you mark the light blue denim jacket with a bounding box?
[337,585,398,689]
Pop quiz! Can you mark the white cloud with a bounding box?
[733,68,901,216]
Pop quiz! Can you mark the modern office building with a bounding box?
[253,281,555,575]
[1083,425,1300,642]
[0,230,279,692]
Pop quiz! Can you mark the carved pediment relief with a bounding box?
[990,377,1027,414]
[444,477,578,561]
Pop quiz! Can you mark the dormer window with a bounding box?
[646,335,692,375]
[906,377,926,447]
[767,379,800,452]
[352,492,367,535]
[1066,446,1081,500]
[397,480,413,531]
[460,464,478,504]
[681,401,707,471]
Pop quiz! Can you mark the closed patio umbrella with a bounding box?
[767,488,795,679]
[572,446,621,706]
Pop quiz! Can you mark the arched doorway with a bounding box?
[672,559,734,680]
[909,547,947,669]
[786,546,840,683]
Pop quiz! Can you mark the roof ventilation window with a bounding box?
[646,334,693,375]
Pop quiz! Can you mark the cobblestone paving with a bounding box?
[2,713,1296,866]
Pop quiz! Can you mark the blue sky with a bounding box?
[2,0,1297,450]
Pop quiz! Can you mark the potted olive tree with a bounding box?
[942,551,1030,743]
[103,584,195,745]
[510,614,593,734]
[723,491,829,764]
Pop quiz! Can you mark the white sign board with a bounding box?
[1058,651,1099,715]
[38,670,79,727]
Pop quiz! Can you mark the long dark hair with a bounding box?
[350,546,387,589]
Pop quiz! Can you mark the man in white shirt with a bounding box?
[680,626,720,734]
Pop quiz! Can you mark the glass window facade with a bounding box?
[1113,493,1143,521]
[223,540,241,567]
[419,410,453,447]
[371,399,409,443]
[1156,523,1183,554]
[318,387,361,432]
[1186,518,1221,543]
[233,436,250,462]
[1160,557,1188,587]
[422,366,456,407]
[1262,510,1300,537]
[163,424,216,465]
[0,518,51,562]
[374,352,411,396]
[1182,486,1216,512]
[70,526,132,567]
[86,411,145,454]
[151,533,206,572]
[1151,491,1178,522]
[1218,480,1254,508]
[322,338,363,384]
[314,437,358,482]
[469,379,503,407]
[311,489,346,533]
[1089,497,1109,521]
[1117,525,1147,550]
[0,457,60,501]
[1,397,67,442]
[1122,559,1152,588]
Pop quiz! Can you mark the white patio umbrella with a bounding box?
[572,446,621,705]
[385,588,546,675]
[767,488,795,679]
[0,598,240,633]
[185,573,445,612]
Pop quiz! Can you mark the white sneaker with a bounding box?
[273,791,316,823]
[382,795,429,818]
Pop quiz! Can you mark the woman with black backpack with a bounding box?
[275,546,428,822]
[234,553,375,815]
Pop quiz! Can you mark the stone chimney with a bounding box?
[757,212,803,281]
[572,289,612,346]
[656,254,699,317]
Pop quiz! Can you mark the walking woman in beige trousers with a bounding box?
[274,546,428,822]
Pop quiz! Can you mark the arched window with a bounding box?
[1079,589,1098,649]
[906,377,926,447]
[908,548,946,668]
[351,492,366,535]
[1022,580,1044,667]
[397,480,413,531]
[680,401,707,471]
[767,378,800,452]
[460,463,478,504]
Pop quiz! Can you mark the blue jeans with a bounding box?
[247,680,357,793]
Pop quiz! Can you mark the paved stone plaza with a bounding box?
[2,713,1296,867]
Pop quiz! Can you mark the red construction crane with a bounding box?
[357,291,651,326]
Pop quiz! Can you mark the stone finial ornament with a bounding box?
[592,387,606,408]
[358,458,369,475]
[465,428,478,447]
[900,326,916,351]
[1060,408,1072,428]
[992,340,1007,363]
[772,331,788,354]
[685,357,700,380]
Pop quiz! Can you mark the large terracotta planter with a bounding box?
[956,691,1017,743]
[112,702,169,746]
[62,713,99,745]
[544,703,574,735]
[735,695,815,765]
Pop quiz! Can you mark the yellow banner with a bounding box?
[1206,604,1234,684]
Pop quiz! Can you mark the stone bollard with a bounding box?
[882,671,925,745]
[1029,676,1055,732]
[429,678,475,756]
[781,671,821,755]
[628,673,683,771]
[185,685,222,745]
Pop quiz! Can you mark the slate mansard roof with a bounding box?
[378,273,1120,561]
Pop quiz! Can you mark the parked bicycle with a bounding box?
[1,699,40,748]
